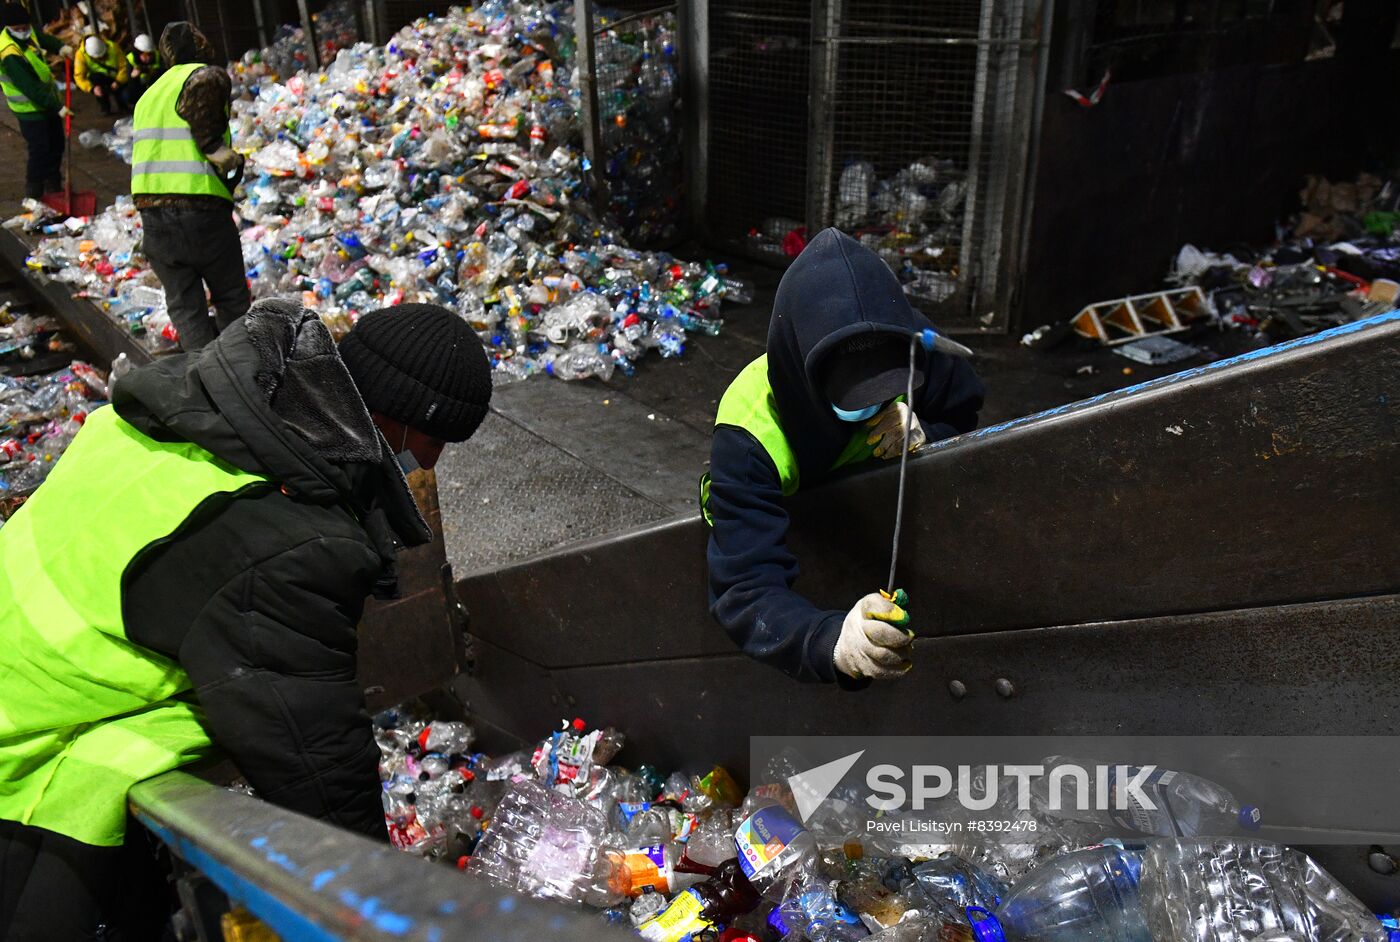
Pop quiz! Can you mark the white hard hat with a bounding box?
[77,1,91,14]
[84,35,105,58]
[134,33,154,53]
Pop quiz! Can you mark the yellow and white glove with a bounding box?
[834,590,914,680]
[866,401,926,460]
[59,44,74,59]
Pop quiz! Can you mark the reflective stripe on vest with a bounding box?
[700,354,878,526]
[0,406,267,846]
[131,62,232,200]
[0,28,54,115]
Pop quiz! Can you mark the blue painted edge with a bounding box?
[136,814,349,942]
[926,310,1400,452]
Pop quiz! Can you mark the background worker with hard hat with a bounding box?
[74,31,128,115]
[132,21,251,350]
[0,3,71,199]
[122,32,161,107]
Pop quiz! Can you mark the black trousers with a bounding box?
[0,819,173,941]
[139,206,252,351]
[17,114,64,199]
[87,78,125,115]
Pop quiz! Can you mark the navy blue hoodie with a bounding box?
[706,229,985,683]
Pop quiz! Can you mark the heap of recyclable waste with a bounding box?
[0,355,111,522]
[746,158,967,308]
[375,705,1400,942]
[14,3,744,376]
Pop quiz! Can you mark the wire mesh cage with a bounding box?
[704,0,814,263]
[699,0,1046,331]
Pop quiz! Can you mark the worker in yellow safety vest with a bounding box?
[132,21,251,351]
[0,3,71,198]
[75,32,129,114]
[702,229,985,685]
[121,31,162,106]
[0,300,493,939]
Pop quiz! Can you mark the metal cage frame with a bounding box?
[689,0,1054,334]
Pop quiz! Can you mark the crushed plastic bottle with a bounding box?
[734,796,818,902]
[1140,840,1394,942]
[468,775,618,905]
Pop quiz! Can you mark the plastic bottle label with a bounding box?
[734,805,805,881]
[638,888,710,942]
[623,844,673,896]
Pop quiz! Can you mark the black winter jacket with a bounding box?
[112,300,430,839]
[706,229,985,684]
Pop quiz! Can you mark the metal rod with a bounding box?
[574,0,606,205]
[806,0,842,235]
[130,771,634,942]
[296,0,319,71]
[886,334,917,596]
[251,0,268,50]
[679,0,707,242]
[593,3,675,34]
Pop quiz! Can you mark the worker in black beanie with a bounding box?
[0,299,490,939]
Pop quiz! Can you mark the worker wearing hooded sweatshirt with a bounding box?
[121,32,161,106]
[0,300,493,939]
[702,228,985,685]
[132,21,251,351]
[0,3,70,199]
[74,33,128,114]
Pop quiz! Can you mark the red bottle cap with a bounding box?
[470,806,484,820]
[571,718,585,732]
[456,856,470,870]
[459,769,475,782]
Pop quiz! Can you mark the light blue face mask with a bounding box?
[831,402,881,423]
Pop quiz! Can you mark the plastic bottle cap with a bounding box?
[456,856,469,870]
[571,718,585,731]
[1239,805,1262,830]
[470,806,484,819]
[966,907,1005,942]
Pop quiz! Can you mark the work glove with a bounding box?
[59,44,73,58]
[866,401,926,459]
[58,106,72,118]
[93,84,104,97]
[833,590,914,681]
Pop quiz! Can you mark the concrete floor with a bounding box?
[2,97,1271,578]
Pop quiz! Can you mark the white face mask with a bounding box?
[395,427,419,474]
[8,27,31,42]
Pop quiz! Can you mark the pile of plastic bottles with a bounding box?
[747,159,967,309]
[0,360,109,522]
[232,0,361,84]
[7,197,178,354]
[18,3,737,378]
[375,706,1399,942]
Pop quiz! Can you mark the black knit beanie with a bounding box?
[339,303,492,443]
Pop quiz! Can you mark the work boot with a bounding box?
[44,177,62,195]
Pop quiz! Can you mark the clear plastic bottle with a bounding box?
[904,853,1008,925]
[965,846,1149,942]
[467,777,613,904]
[1139,840,1395,942]
[734,798,818,902]
[1033,756,1261,839]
